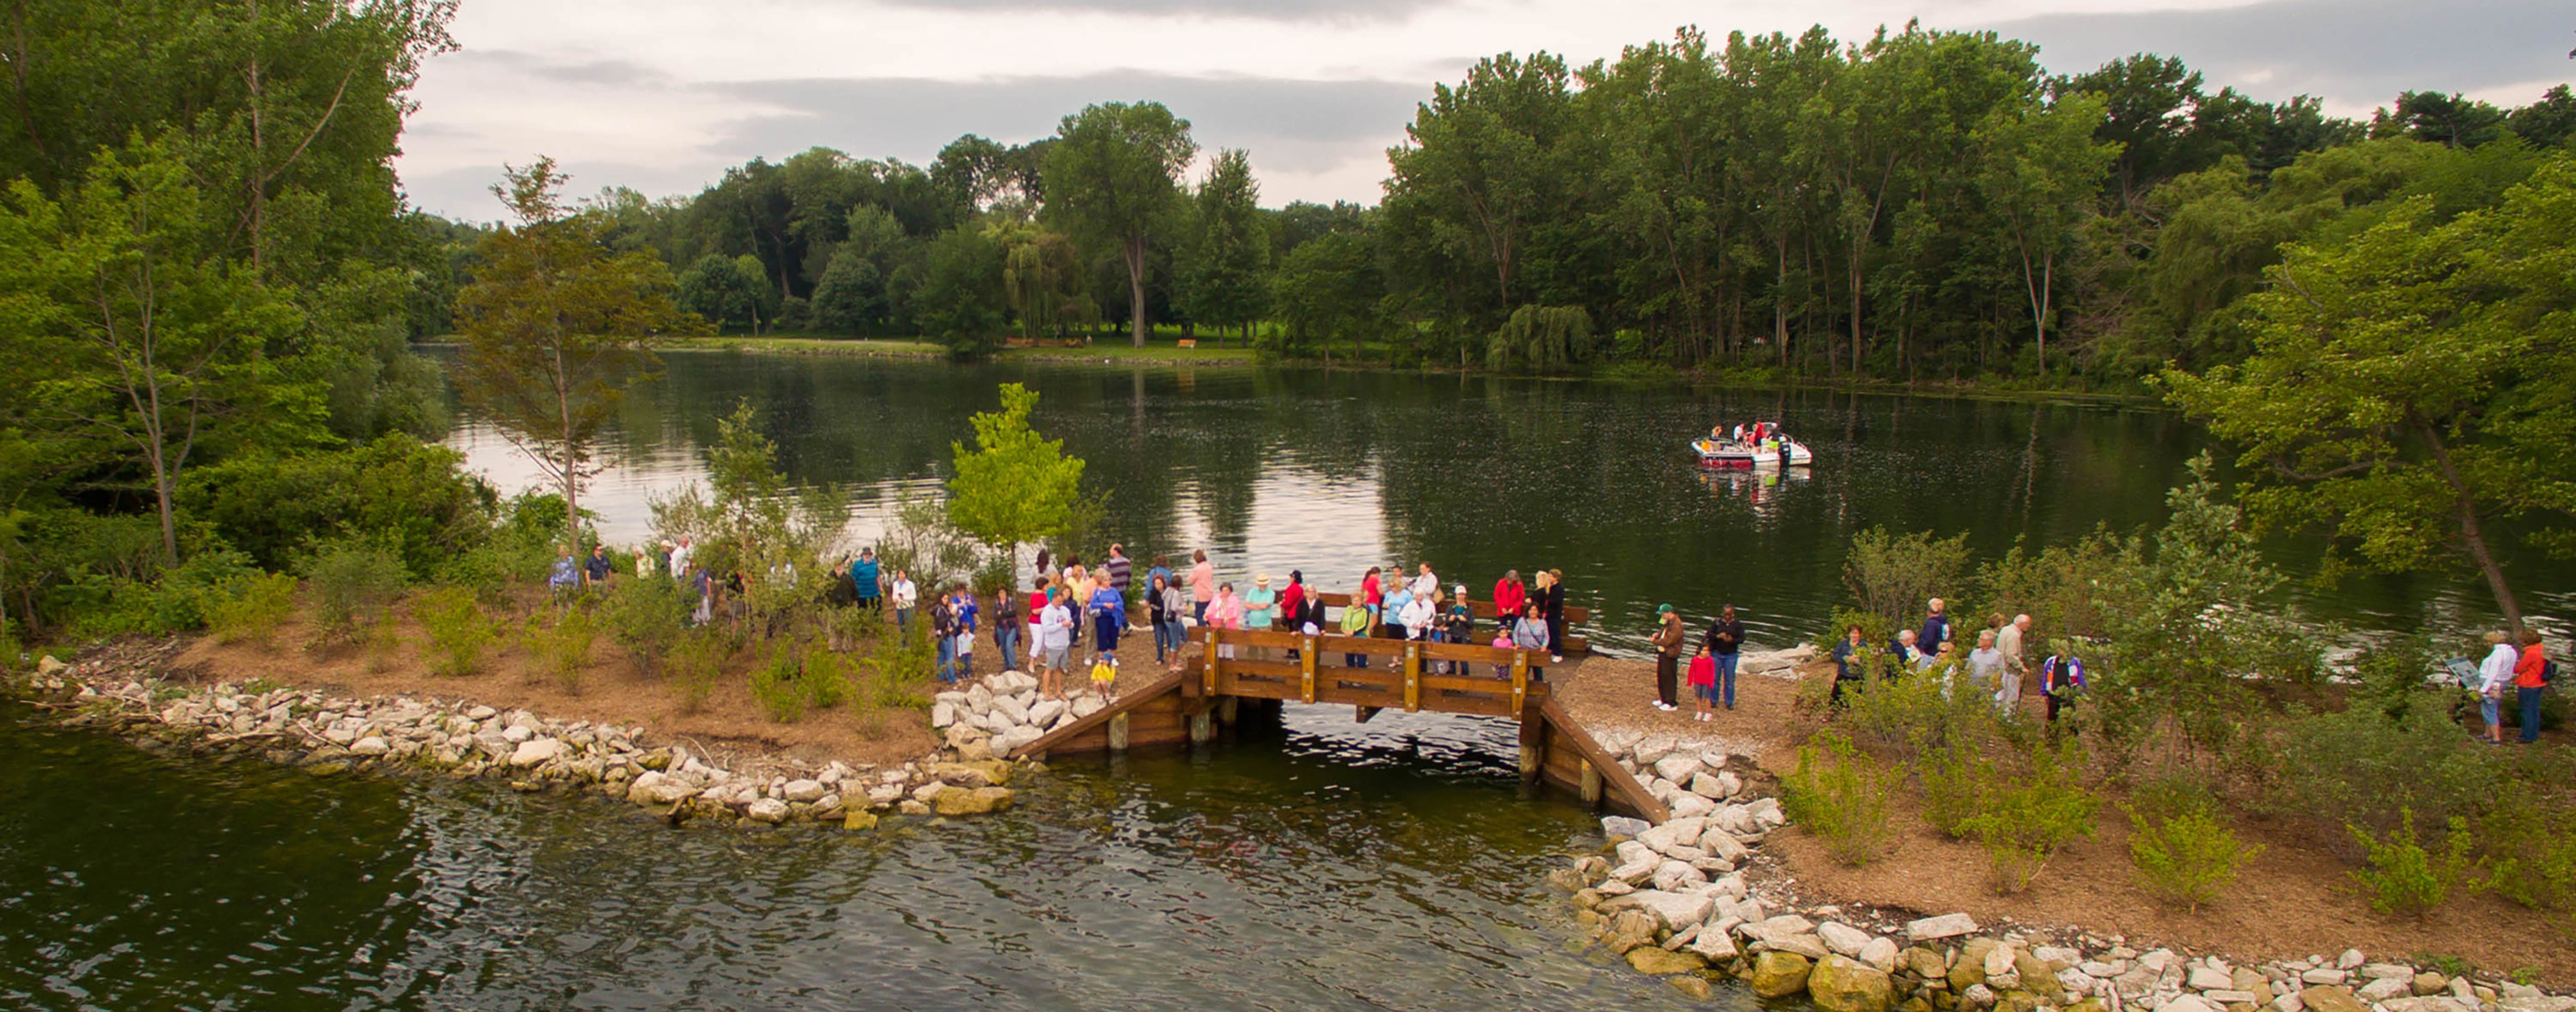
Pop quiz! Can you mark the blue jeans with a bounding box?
[995,626,1019,673]
[1155,619,1184,662]
[897,606,914,637]
[1716,653,1741,708]
[2520,686,2544,742]
[935,635,957,683]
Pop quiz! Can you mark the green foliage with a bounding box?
[1781,731,1900,866]
[1179,149,1270,337]
[918,227,1008,359]
[645,400,849,636]
[670,628,727,713]
[181,436,497,580]
[417,586,497,678]
[601,575,685,678]
[750,648,807,723]
[1843,527,1975,624]
[2268,690,2500,855]
[207,572,299,646]
[1959,737,2101,892]
[677,252,768,332]
[1973,529,2131,641]
[1045,101,1197,346]
[799,641,851,710]
[948,383,1087,549]
[2128,797,2263,912]
[1919,740,1991,840]
[2350,808,2478,919]
[2473,786,2576,916]
[1841,663,1992,758]
[303,539,407,645]
[1485,305,1598,373]
[524,606,597,693]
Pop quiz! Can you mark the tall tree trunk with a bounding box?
[2423,422,2524,633]
[245,0,265,275]
[1125,234,1148,348]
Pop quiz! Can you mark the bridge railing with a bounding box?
[1193,626,1550,718]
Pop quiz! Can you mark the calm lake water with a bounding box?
[9,352,2563,1010]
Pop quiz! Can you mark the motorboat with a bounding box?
[1691,435,1813,468]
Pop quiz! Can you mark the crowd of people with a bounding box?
[1817,598,2086,723]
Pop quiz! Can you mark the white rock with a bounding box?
[350,736,391,756]
[1633,735,1676,766]
[1817,921,1873,958]
[1029,698,1068,727]
[1688,771,1731,799]
[1860,937,1902,972]
[466,705,498,720]
[1632,889,1717,930]
[932,702,957,728]
[503,724,534,744]
[2192,967,2237,991]
[746,798,790,823]
[2360,964,2412,981]
[966,684,994,714]
[993,694,1030,727]
[1746,796,1785,828]
[507,738,563,766]
[1651,860,1708,891]
[2159,996,2220,1012]
[1652,752,1705,784]
[1669,794,1717,819]
[2357,978,2410,1002]
[1743,914,1816,944]
[1071,696,1106,719]
[1689,929,1741,962]
[2205,991,2258,1005]
[1987,945,2019,980]
[2303,970,2350,986]
[1906,913,1979,941]
[2336,950,2364,971]
[782,779,827,803]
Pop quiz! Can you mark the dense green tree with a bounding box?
[677,252,769,332]
[2163,158,2576,632]
[947,383,1085,552]
[1043,102,1198,347]
[1267,228,1382,363]
[451,158,707,555]
[808,247,884,336]
[1179,149,1269,345]
[1976,92,2121,374]
[916,226,1007,359]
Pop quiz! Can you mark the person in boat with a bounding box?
[1732,423,1746,443]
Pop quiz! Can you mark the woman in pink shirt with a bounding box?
[1187,549,1216,624]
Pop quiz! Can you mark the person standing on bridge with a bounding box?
[1410,562,1439,603]
[1651,604,1687,712]
[1399,586,1436,641]
[1340,584,1373,668]
[1188,550,1215,624]
[1206,582,1245,661]
[1444,586,1475,675]
[1539,570,1568,664]
[1360,566,1385,633]
[1149,572,1179,667]
[1702,605,1746,710]
[1493,570,1526,630]
[1513,602,1552,682]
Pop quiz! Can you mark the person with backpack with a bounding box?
[2040,645,2085,724]
[2515,628,2552,744]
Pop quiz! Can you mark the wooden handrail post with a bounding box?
[1403,641,1421,713]
[1511,650,1530,713]
[1202,626,1220,695]
[1300,634,1317,703]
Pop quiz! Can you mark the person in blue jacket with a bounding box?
[851,547,882,612]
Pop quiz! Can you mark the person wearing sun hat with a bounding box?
[1651,604,1687,712]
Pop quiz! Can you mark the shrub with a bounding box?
[304,539,407,645]
[670,629,726,713]
[2475,788,2576,914]
[525,607,597,693]
[2352,808,2477,919]
[1919,740,1990,841]
[2129,799,2263,912]
[601,576,686,678]
[751,649,806,723]
[180,437,499,579]
[2269,692,2500,856]
[417,586,497,677]
[799,642,850,710]
[1842,526,1974,624]
[363,606,403,673]
[1961,737,2100,892]
[1842,663,1992,759]
[206,571,299,646]
[1781,731,1900,867]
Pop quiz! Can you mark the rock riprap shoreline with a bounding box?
[1557,729,2576,1011]
[16,656,1058,828]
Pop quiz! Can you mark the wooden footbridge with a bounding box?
[1005,624,1668,822]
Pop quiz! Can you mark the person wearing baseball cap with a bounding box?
[1651,604,1687,712]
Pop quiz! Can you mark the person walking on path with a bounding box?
[1513,603,1552,682]
[1650,604,1687,712]
[1996,614,2029,707]
[992,587,1021,673]
[1106,544,1133,594]
[891,570,918,636]
[1702,605,1745,710]
[2515,629,2551,744]
[1339,585,1373,668]
[1038,588,1074,701]
[1188,550,1215,624]
[1829,624,1866,707]
[1688,641,1718,723]
[584,546,614,589]
[1969,629,2009,715]
[851,548,881,612]
[1539,570,1568,663]
[1492,570,1525,628]
[1443,586,1474,675]
[2479,630,2519,745]
[1919,598,1954,656]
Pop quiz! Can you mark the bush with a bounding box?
[1781,731,1900,867]
[417,586,498,677]
[2129,799,2263,913]
[2352,808,2477,919]
[1843,527,1974,624]
[1842,663,1992,759]
[751,649,806,723]
[1919,740,1990,841]
[2475,788,2576,914]
[1961,737,2100,892]
[180,436,499,580]
[524,607,597,693]
[304,539,407,645]
[2269,692,2500,856]
[670,628,726,713]
[601,576,686,678]
[800,641,850,710]
[206,571,299,646]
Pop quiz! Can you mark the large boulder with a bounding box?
[782,778,828,803]
[933,785,1016,816]
[1599,909,1660,954]
[2298,987,2367,1012]
[1818,922,1874,958]
[1752,952,1816,999]
[1631,889,1715,931]
[1602,815,1653,839]
[932,761,1012,788]
[1811,954,1898,1012]
[1628,947,1709,975]
[1653,752,1706,784]
[745,798,790,823]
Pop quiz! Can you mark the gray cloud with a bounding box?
[442,48,662,87]
[1990,0,2571,111]
[707,71,1426,172]
[871,0,1451,24]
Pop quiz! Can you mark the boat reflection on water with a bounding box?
[1696,465,1809,517]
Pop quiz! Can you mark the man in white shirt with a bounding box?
[1995,614,2030,711]
[2479,630,2520,745]
[1398,590,1436,640]
[891,571,919,636]
[1410,562,1439,602]
[666,536,694,580]
[1038,592,1075,700]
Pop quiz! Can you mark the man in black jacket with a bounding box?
[1702,605,1746,710]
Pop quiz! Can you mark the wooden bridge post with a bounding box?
[1510,650,1530,713]
[1300,635,1317,703]
[1403,642,1421,713]
[1108,712,1130,753]
[1189,705,1213,745]
[1218,696,1239,725]
[1202,627,1220,696]
[1517,696,1546,783]
[1580,759,1604,809]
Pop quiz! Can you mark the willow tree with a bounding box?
[452,158,705,553]
[1042,102,1195,347]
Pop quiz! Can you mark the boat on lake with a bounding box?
[1690,435,1813,469]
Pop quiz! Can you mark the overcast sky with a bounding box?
[396,0,2571,221]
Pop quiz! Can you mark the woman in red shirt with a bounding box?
[2515,629,2551,744]
[1492,570,1525,627]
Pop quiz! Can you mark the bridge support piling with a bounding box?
[1218,696,1239,726]
[1580,759,1604,809]
[1188,706,1213,745]
[1107,713,1130,752]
